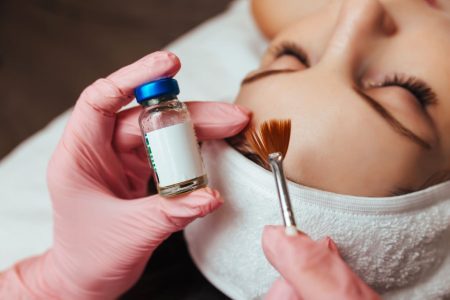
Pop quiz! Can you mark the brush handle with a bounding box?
[268,152,297,229]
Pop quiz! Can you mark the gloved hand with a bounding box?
[0,51,250,299]
[262,226,381,300]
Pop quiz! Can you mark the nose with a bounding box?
[319,0,396,77]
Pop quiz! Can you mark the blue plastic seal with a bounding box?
[134,78,180,103]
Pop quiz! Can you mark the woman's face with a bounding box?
[235,0,450,196]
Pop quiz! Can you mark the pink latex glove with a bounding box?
[0,51,250,299]
[262,226,381,300]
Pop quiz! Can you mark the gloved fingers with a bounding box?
[80,51,180,116]
[157,187,223,228]
[265,278,302,300]
[126,187,223,237]
[113,102,251,153]
[262,226,380,300]
[67,51,180,146]
[186,101,251,140]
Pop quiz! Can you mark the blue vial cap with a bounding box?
[134,78,180,103]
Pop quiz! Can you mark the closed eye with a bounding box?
[269,41,310,67]
[369,74,438,109]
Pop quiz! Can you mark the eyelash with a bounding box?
[372,74,437,108]
[270,41,310,67]
[271,43,436,108]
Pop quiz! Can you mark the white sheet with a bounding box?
[0,0,266,269]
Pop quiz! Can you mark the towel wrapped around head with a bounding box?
[185,140,450,300]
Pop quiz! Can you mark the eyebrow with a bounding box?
[241,69,432,150]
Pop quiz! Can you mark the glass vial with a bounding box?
[134,78,207,197]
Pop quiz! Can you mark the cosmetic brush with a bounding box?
[245,119,298,236]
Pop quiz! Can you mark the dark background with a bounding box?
[0,0,232,159]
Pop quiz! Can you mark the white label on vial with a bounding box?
[144,121,205,187]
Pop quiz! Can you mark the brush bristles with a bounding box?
[245,119,291,168]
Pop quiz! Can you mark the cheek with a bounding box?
[235,80,435,197]
[284,104,429,196]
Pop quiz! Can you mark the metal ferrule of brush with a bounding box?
[268,152,297,228]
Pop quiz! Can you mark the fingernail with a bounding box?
[212,189,224,203]
[148,50,177,64]
[203,186,213,194]
[325,237,331,248]
[235,104,252,115]
[284,226,298,236]
[154,50,170,56]
[326,237,338,252]
[166,50,175,57]
[166,51,178,61]
[199,187,224,204]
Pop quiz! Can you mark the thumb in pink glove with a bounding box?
[0,51,250,299]
[262,226,381,300]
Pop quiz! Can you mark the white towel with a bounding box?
[185,140,450,300]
